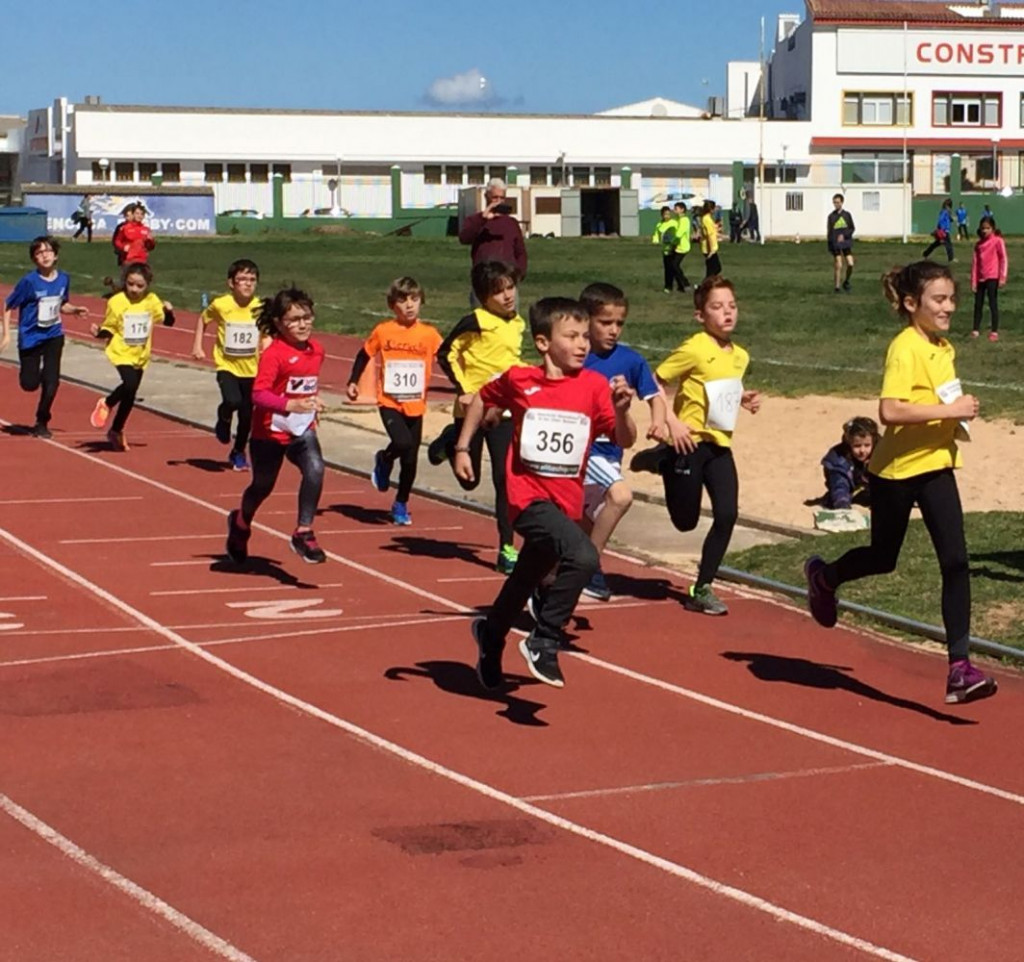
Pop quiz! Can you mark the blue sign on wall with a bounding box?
[22,191,216,237]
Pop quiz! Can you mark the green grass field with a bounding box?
[3,231,1023,652]
[3,232,1024,418]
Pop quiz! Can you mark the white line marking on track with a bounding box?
[61,534,223,544]
[522,762,893,801]
[0,496,144,505]
[0,595,47,602]
[0,525,925,962]
[436,575,505,583]
[315,525,464,535]
[150,583,345,596]
[0,792,256,961]
[149,560,214,567]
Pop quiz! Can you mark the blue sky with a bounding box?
[5,0,793,116]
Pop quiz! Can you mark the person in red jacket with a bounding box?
[115,203,156,266]
[458,178,527,302]
[970,215,1008,342]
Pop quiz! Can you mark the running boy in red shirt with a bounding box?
[346,276,443,524]
[456,298,636,690]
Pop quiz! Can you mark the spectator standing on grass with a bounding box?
[671,202,693,290]
[956,202,969,241]
[458,178,527,301]
[741,197,760,243]
[72,195,94,243]
[922,199,955,263]
[970,215,1007,342]
[804,260,997,706]
[700,201,723,277]
[827,193,855,293]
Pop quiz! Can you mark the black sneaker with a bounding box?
[291,529,326,564]
[427,423,457,466]
[472,618,505,691]
[226,509,250,564]
[518,635,565,688]
[804,555,837,628]
[214,418,231,445]
[842,280,852,292]
[629,443,670,475]
[31,423,53,439]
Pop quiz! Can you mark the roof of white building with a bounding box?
[806,0,1024,24]
[595,97,706,118]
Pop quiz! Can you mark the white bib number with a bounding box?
[37,296,61,329]
[935,377,971,442]
[704,377,743,432]
[224,322,258,357]
[271,375,318,437]
[383,359,425,401]
[122,310,152,346]
[519,408,591,477]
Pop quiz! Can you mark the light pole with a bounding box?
[98,158,109,183]
[781,144,789,181]
[991,136,999,191]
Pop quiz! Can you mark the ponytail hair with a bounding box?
[256,285,314,338]
[881,261,955,321]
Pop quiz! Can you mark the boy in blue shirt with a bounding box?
[577,282,667,599]
[1,236,88,437]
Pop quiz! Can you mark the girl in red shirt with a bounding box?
[226,287,327,565]
[970,216,1008,341]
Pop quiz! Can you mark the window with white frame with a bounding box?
[843,92,911,126]
[841,151,911,184]
[933,92,1001,127]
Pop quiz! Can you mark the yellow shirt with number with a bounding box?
[203,293,262,377]
[655,330,749,447]
[869,326,963,480]
[101,291,165,368]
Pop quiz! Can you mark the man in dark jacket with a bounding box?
[827,193,855,292]
[458,179,527,300]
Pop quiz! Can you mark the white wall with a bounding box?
[757,182,910,239]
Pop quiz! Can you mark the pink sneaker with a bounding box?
[945,659,997,704]
[988,331,1000,342]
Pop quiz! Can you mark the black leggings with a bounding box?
[972,279,999,333]
[243,433,324,528]
[662,442,738,586]
[379,408,423,503]
[18,335,64,426]
[216,371,254,452]
[705,252,723,277]
[106,365,144,432]
[824,469,970,661]
[923,235,954,262]
[445,416,514,547]
[662,253,689,291]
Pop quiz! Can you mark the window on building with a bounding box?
[467,165,485,185]
[843,92,912,126]
[322,162,341,176]
[138,162,157,182]
[536,196,562,214]
[115,162,135,182]
[444,165,463,185]
[932,92,1001,127]
[91,161,110,182]
[764,166,797,184]
[424,165,441,185]
[488,165,506,182]
[785,191,804,212]
[594,166,612,186]
[205,163,224,183]
[841,151,911,184]
[530,166,548,186]
[227,163,247,183]
[552,165,566,187]
[161,162,181,183]
[571,166,591,186]
[250,164,268,183]
[272,164,292,183]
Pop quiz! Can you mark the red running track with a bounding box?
[1,369,1023,962]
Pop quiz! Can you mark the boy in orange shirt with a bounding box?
[346,277,443,524]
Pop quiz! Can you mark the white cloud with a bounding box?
[424,68,500,107]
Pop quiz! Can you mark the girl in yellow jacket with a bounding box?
[700,200,723,278]
[89,263,175,450]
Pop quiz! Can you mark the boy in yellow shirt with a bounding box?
[192,259,261,470]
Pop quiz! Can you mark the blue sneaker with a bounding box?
[228,449,249,472]
[371,450,392,493]
[391,501,412,525]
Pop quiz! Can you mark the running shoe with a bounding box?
[427,423,457,466]
[391,501,412,526]
[496,543,518,575]
[31,422,53,439]
[804,555,837,628]
[629,443,671,475]
[969,330,980,339]
[225,509,250,564]
[472,618,505,691]
[518,634,564,688]
[945,659,998,705]
[842,280,852,292]
[228,450,250,472]
[581,569,612,602]
[214,418,231,445]
[682,582,728,615]
[988,331,1000,342]
[90,397,109,429]
[291,529,326,564]
[107,430,129,452]
[371,450,392,493]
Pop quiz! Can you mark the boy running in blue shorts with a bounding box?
[577,283,667,600]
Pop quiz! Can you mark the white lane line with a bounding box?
[0,615,465,669]
[0,525,923,962]
[522,763,893,802]
[62,534,223,544]
[437,576,505,583]
[20,421,1024,811]
[150,560,214,567]
[0,497,144,505]
[149,583,346,597]
[315,525,463,535]
[0,792,256,961]
[0,595,47,602]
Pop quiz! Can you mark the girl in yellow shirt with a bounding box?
[700,200,722,278]
[89,263,175,450]
[805,261,996,706]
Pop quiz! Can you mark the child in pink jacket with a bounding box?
[971,215,1008,342]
